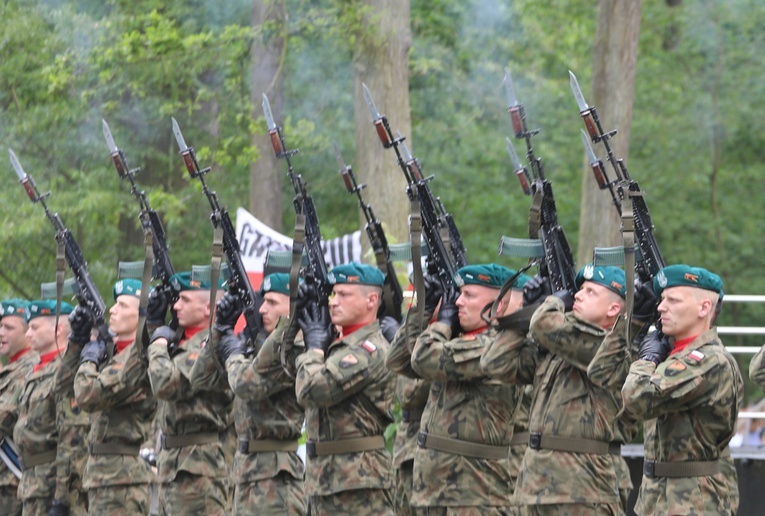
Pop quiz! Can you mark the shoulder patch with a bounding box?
[70,397,81,415]
[664,361,687,377]
[186,353,199,365]
[361,341,377,353]
[339,354,359,368]
[107,363,124,375]
[688,350,705,362]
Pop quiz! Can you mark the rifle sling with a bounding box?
[208,224,225,376]
[374,248,396,320]
[135,229,154,359]
[409,199,426,331]
[282,212,307,379]
[528,185,543,240]
[55,235,66,357]
[622,187,636,341]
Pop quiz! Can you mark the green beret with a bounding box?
[260,273,292,296]
[1,299,28,319]
[26,299,74,322]
[653,264,723,297]
[575,264,626,298]
[454,264,514,289]
[514,273,533,290]
[169,271,226,292]
[113,278,144,301]
[328,262,385,287]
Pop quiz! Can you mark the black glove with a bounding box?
[217,331,248,364]
[437,286,460,335]
[49,498,70,516]
[379,316,400,343]
[553,289,575,312]
[422,273,444,315]
[146,288,169,327]
[80,339,107,367]
[297,281,317,313]
[68,304,95,346]
[632,279,658,324]
[638,330,671,365]
[214,292,243,334]
[297,304,333,352]
[150,326,180,356]
[522,274,552,307]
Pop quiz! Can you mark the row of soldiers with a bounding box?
[2,250,761,515]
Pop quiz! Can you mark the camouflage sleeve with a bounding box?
[0,378,21,437]
[227,326,294,400]
[188,330,228,392]
[410,321,489,382]
[73,343,147,412]
[53,341,81,399]
[749,345,765,390]
[147,342,191,401]
[587,315,632,391]
[296,338,387,409]
[480,328,537,384]
[530,296,603,371]
[385,308,428,379]
[621,354,720,421]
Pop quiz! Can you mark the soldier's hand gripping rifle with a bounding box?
[102,120,177,312]
[569,71,665,285]
[334,142,404,322]
[170,118,265,345]
[10,149,113,359]
[361,84,466,312]
[262,94,331,376]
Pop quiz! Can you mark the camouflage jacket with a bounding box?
[73,339,156,489]
[223,320,305,485]
[0,348,38,488]
[295,320,395,497]
[410,322,520,508]
[621,328,743,515]
[148,329,233,483]
[385,309,431,468]
[481,296,625,505]
[749,343,765,390]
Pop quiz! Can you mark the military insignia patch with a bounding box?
[583,263,594,280]
[70,398,81,415]
[115,280,124,295]
[339,354,358,368]
[263,277,271,291]
[361,341,377,353]
[657,270,667,288]
[664,361,686,376]
[108,363,124,375]
[688,350,705,362]
[186,353,198,365]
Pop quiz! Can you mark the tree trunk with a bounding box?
[249,0,286,232]
[352,0,411,250]
[576,0,642,266]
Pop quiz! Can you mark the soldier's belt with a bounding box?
[238,439,299,454]
[305,436,385,459]
[643,459,720,479]
[510,431,530,446]
[20,449,57,470]
[529,432,621,456]
[401,407,424,423]
[417,432,508,460]
[89,442,141,456]
[160,432,220,450]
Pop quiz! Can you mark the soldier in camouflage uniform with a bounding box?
[481,265,631,515]
[190,272,307,515]
[0,299,37,516]
[409,263,523,515]
[749,337,765,390]
[71,279,156,514]
[620,265,742,515]
[295,262,395,515]
[146,271,233,515]
[13,300,87,515]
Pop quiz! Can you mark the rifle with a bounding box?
[170,118,265,345]
[102,119,177,305]
[9,149,113,358]
[361,84,466,294]
[503,68,577,296]
[568,70,665,283]
[334,142,404,322]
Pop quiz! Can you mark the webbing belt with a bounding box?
[417,432,508,461]
[306,436,385,459]
[160,432,220,450]
[238,439,299,454]
[529,432,621,456]
[644,459,720,478]
[510,431,530,446]
[89,442,140,456]
[21,449,56,470]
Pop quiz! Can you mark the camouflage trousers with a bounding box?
[394,461,415,516]
[412,506,519,515]
[310,487,395,516]
[0,484,22,515]
[520,503,622,516]
[159,472,227,515]
[232,471,306,515]
[88,484,149,515]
